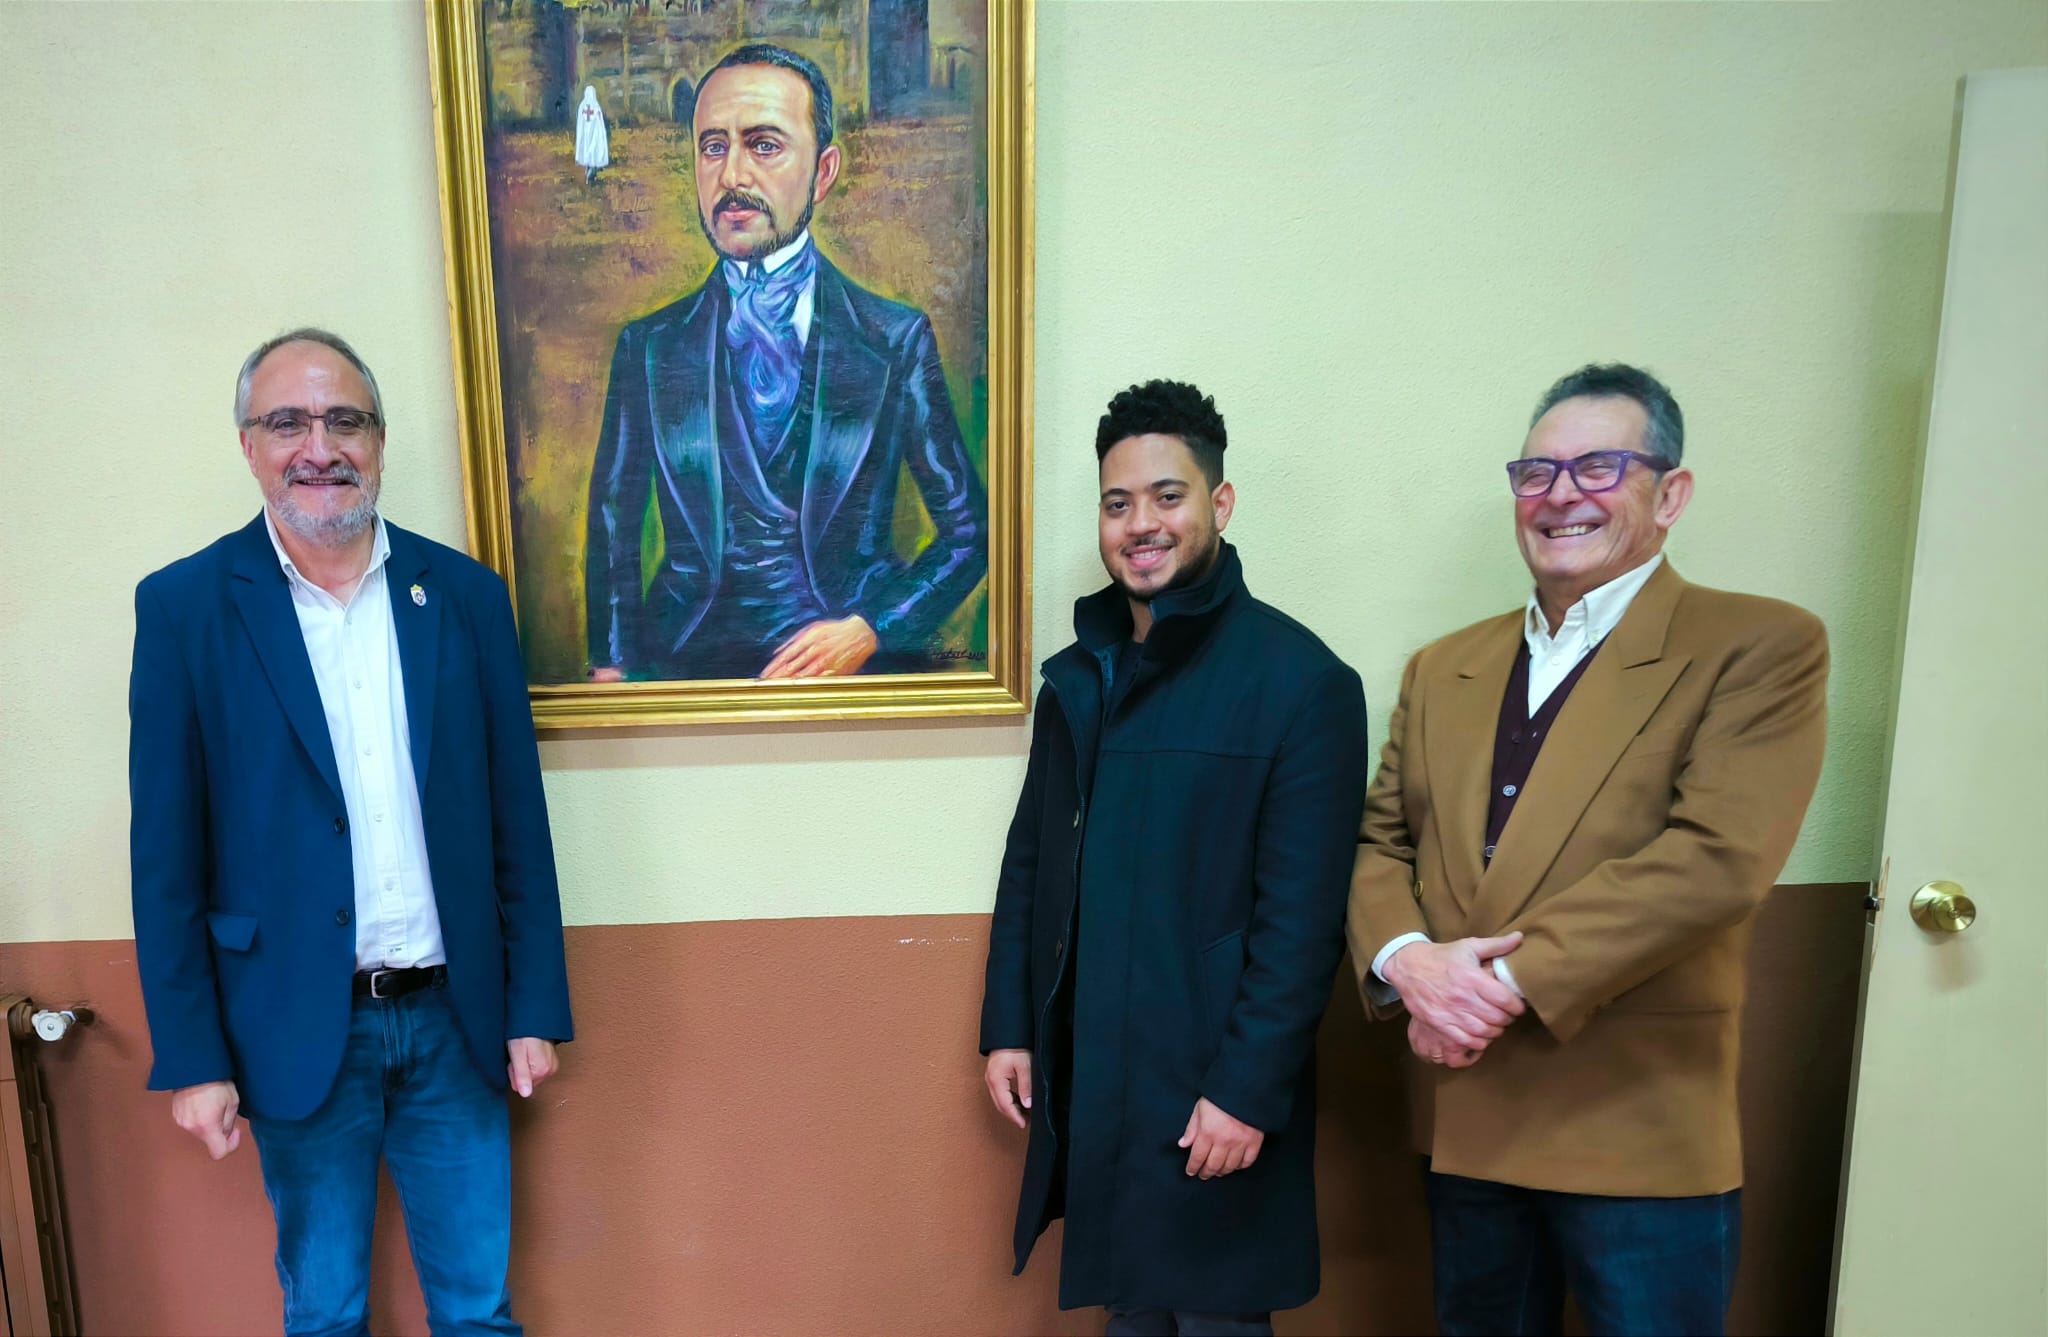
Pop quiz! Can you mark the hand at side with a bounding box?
[1178,1096,1264,1179]
[984,1048,1033,1129]
[171,1080,242,1159]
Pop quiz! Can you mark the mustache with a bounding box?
[285,461,364,486]
[714,189,773,217]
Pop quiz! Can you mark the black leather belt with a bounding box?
[352,965,447,1000]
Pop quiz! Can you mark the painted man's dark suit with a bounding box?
[586,252,987,677]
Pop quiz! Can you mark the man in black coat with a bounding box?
[979,381,1372,1335]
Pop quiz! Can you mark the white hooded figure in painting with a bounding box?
[574,86,609,185]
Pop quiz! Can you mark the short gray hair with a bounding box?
[1529,362,1684,467]
[233,328,386,427]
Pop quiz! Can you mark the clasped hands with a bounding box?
[1383,932,1526,1069]
[171,1038,562,1159]
[984,1049,1264,1180]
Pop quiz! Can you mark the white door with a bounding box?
[1831,69,2048,1337]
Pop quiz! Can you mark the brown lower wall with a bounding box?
[0,884,1865,1337]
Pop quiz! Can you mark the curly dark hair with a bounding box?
[1094,379,1227,488]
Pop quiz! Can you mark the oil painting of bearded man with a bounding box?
[439,0,1017,715]
[584,43,987,682]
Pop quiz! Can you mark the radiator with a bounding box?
[0,995,84,1337]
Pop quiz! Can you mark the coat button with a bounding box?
[335,908,352,926]
[1412,881,1425,901]
[1072,811,1080,828]
[1055,939,1065,957]
[334,816,348,835]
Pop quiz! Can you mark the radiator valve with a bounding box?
[29,1008,94,1042]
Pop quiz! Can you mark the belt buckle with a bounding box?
[367,968,400,999]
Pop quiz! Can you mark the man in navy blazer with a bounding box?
[586,44,987,683]
[130,329,572,1336]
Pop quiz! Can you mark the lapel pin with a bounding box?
[411,584,427,607]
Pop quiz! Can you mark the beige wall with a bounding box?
[4,0,2045,939]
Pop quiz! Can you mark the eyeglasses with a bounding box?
[1505,450,1668,498]
[240,407,382,441]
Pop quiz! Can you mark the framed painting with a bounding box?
[424,0,1032,727]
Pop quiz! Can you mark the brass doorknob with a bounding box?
[1909,881,1977,933]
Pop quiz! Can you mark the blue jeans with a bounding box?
[1426,1167,1741,1337]
[248,986,518,1337]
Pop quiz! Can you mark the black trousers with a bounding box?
[1104,1307,1273,1337]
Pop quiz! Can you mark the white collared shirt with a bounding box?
[1522,553,1664,713]
[729,229,817,351]
[264,513,445,971]
[1371,553,1668,996]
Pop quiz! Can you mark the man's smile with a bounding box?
[287,465,362,492]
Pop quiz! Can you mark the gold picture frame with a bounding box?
[424,0,1033,728]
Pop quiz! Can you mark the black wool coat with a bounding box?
[979,546,1371,1313]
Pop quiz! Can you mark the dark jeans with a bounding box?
[248,987,519,1337]
[1426,1167,1741,1337]
[1105,1308,1274,1336]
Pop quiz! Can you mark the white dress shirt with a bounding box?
[729,229,817,350]
[1372,554,1667,996]
[1521,553,1664,714]
[265,513,445,971]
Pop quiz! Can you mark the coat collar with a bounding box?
[1068,541,1245,661]
[1434,559,1692,927]
[226,514,441,804]
[1042,544,1246,799]
[645,253,890,572]
[382,524,441,796]
[228,515,343,801]
[803,259,892,553]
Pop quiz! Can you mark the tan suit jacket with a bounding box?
[1348,561,1828,1196]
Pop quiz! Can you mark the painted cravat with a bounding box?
[721,242,817,454]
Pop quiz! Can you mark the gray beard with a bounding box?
[270,478,378,547]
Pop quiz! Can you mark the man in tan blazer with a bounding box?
[1349,363,1828,1337]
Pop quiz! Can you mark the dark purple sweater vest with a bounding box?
[1484,638,1603,864]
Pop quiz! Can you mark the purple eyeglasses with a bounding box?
[1506,450,1670,498]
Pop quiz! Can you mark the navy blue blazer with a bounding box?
[129,516,573,1121]
[585,253,988,675]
